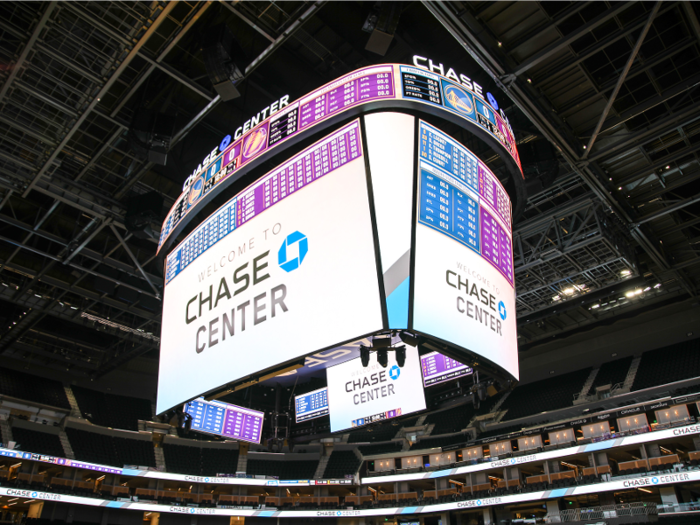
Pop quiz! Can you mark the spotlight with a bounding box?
[377,349,388,368]
[360,345,370,368]
[395,345,406,368]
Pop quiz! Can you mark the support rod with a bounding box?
[582,2,661,157]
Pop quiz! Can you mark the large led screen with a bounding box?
[157,120,384,413]
[184,398,264,444]
[412,121,519,380]
[421,351,473,388]
[326,345,426,432]
[295,387,329,423]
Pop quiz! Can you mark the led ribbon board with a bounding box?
[157,64,523,254]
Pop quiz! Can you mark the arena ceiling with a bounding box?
[0,1,699,387]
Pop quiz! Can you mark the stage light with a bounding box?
[360,345,370,367]
[377,348,388,368]
[395,345,406,368]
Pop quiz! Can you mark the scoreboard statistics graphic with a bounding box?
[157,64,523,256]
[295,387,329,423]
[158,62,520,417]
[184,398,263,444]
[421,351,473,388]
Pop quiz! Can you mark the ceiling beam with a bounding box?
[113,0,328,201]
[582,2,661,157]
[511,2,633,77]
[0,2,57,104]
[21,2,179,198]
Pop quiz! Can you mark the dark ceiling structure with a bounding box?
[0,1,699,388]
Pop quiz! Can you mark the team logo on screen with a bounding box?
[278,231,308,272]
[242,126,268,159]
[486,92,499,110]
[443,84,474,116]
[498,301,507,320]
[389,365,401,380]
[188,177,204,205]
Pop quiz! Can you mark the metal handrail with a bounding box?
[546,501,657,523]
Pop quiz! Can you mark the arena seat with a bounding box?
[11,425,64,457]
[247,458,318,480]
[422,403,476,435]
[0,367,70,409]
[589,355,634,394]
[65,427,156,468]
[499,368,592,421]
[65,428,119,466]
[477,424,523,440]
[71,386,152,431]
[162,443,202,475]
[323,450,360,478]
[358,442,403,456]
[112,436,156,468]
[414,432,470,451]
[633,339,700,391]
[201,447,239,476]
[347,423,400,443]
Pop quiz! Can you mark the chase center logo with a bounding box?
[389,365,401,380]
[278,231,308,272]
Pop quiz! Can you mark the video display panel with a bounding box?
[184,398,264,444]
[158,64,522,254]
[326,345,426,432]
[294,387,329,423]
[412,121,519,380]
[420,351,473,387]
[158,120,384,413]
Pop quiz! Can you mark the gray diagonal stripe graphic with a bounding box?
[383,249,411,297]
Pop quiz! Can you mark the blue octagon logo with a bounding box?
[204,477,210,482]
[189,509,196,514]
[510,458,516,464]
[31,492,38,498]
[486,92,499,110]
[652,477,659,484]
[389,365,401,380]
[476,499,483,506]
[337,511,342,516]
[278,231,308,272]
[498,301,507,320]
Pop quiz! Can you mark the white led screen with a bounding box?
[326,345,426,433]
[158,120,383,413]
[412,121,519,380]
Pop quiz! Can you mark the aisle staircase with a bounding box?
[623,357,642,391]
[0,419,13,445]
[236,452,248,474]
[314,446,333,479]
[574,369,600,405]
[490,391,511,413]
[63,386,82,418]
[154,446,166,472]
[58,429,75,459]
